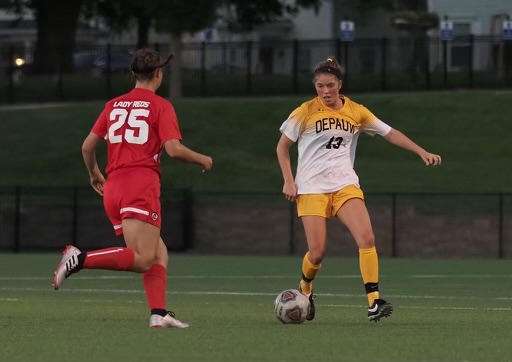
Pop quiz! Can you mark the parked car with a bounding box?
[73,50,133,75]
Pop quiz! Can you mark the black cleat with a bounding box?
[368,299,393,322]
[299,285,316,321]
[306,293,316,321]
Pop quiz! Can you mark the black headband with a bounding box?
[314,66,342,80]
[131,53,174,74]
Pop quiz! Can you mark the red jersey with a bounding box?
[91,88,182,175]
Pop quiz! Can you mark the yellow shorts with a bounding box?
[296,184,364,218]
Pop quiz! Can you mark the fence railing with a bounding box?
[0,186,510,258]
[1,35,512,103]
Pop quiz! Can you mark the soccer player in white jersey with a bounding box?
[276,56,442,322]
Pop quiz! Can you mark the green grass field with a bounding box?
[1,90,511,193]
[1,254,511,361]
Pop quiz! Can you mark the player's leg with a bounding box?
[296,193,330,321]
[142,236,188,328]
[52,217,155,290]
[123,219,188,328]
[300,216,326,294]
[336,197,393,321]
[299,215,326,321]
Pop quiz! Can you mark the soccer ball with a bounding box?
[274,289,311,324]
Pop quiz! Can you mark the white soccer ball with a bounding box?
[274,289,311,324]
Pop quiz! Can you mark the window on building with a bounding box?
[451,23,472,68]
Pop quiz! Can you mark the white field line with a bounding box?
[1,274,511,281]
[0,293,509,311]
[1,287,512,303]
[320,304,512,311]
[0,102,95,112]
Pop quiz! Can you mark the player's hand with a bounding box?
[420,151,442,166]
[201,156,213,173]
[90,173,106,196]
[282,181,297,202]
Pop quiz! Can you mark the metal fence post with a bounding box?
[106,43,112,99]
[57,45,64,99]
[72,186,78,247]
[424,36,431,90]
[246,40,252,96]
[289,201,295,255]
[13,186,21,253]
[442,39,448,88]
[468,34,474,88]
[381,37,387,91]
[7,45,15,103]
[391,193,397,257]
[183,189,195,250]
[343,41,349,90]
[201,41,206,96]
[292,39,299,95]
[498,192,504,259]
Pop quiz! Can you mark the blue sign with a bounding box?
[503,20,512,40]
[339,21,355,42]
[440,20,453,41]
[202,28,213,42]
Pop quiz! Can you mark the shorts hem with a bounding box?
[332,195,364,216]
[121,212,161,229]
[298,213,329,218]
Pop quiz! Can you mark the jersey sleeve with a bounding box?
[279,103,308,142]
[91,109,108,138]
[359,105,392,137]
[158,102,182,143]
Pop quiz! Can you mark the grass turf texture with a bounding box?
[0,253,511,362]
[0,90,511,193]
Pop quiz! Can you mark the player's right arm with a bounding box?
[82,132,106,196]
[276,134,297,202]
[164,139,213,173]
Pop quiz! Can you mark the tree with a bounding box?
[84,0,153,49]
[390,10,439,84]
[151,0,222,98]
[11,0,84,73]
[220,0,321,32]
[83,0,221,97]
[96,0,323,97]
[5,0,86,73]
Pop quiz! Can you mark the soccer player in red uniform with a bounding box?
[52,48,213,328]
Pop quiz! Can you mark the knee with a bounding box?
[133,250,159,272]
[307,250,324,265]
[358,231,375,249]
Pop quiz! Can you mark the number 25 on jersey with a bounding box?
[108,108,149,145]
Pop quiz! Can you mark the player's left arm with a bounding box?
[383,128,442,166]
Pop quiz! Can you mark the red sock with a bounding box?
[83,247,134,270]
[143,264,167,311]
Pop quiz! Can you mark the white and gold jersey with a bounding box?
[279,95,391,194]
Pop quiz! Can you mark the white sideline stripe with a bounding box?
[120,207,149,216]
[2,274,512,281]
[87,248,125,257]
[0,290,509,312]
[320,304,512,311]
[1,287,512,302]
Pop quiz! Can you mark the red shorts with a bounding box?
[103,168,161,235]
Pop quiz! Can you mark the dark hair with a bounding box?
[130,48,174,81]
[312,56,344,83]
